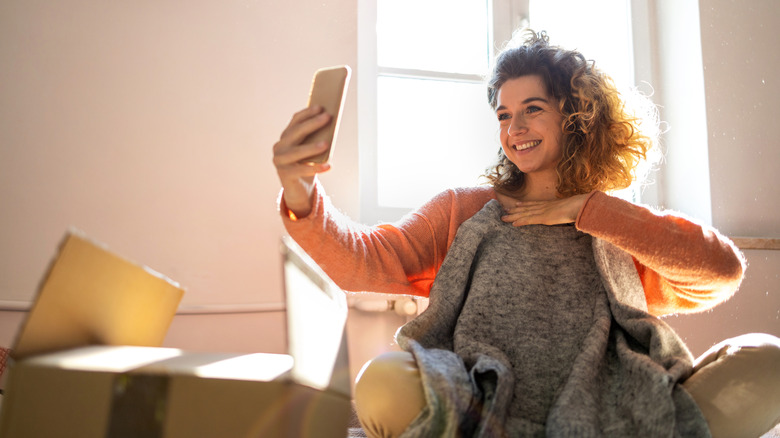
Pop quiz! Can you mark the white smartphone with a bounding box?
[301,65,351,164]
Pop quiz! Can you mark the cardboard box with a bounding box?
[0,233,352,437]
[0,345,350,437]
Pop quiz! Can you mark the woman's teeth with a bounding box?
[515,140,540,151]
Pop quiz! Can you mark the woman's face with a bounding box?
[495,75,564,178]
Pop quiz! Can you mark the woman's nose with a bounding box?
[507,114,527,136]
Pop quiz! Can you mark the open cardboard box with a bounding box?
[0,232,351,437]
[1,346,350,437]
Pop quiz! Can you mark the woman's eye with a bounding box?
[526,106,542,114]
[497,113,510,122]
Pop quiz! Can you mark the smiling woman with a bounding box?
[273,28,779,437]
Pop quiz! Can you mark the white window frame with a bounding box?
[358,0,656,224]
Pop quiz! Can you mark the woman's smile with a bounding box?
[512,139,541,152]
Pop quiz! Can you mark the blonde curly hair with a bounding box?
[484,30,659,197]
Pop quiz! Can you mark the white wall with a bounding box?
[0,0,359,353]
[699,0,779,237]
[659,0,780,356]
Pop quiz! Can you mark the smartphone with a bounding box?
[301,65,351,164]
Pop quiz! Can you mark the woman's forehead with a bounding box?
[496,75,552,106]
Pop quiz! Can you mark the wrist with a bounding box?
[280,179,318,220]
[282,194,313,220]
[574,191,600,228]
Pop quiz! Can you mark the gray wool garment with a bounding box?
[396,200,710,438]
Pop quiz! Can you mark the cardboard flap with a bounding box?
[12,232,184,360]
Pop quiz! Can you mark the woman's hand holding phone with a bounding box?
[273,105,333,219]
[273,65,350,219]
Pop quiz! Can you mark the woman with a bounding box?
[273,31,779,438]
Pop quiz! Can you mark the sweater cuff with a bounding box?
[277,179,323,223]
[575,191,602,229]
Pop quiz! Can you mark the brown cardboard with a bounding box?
[0,346,351,437]
[0,233,352,437]
[12,232,184,360]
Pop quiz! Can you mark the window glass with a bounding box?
[376,0,490,74]
[376,76,497,208]
[529,0,634,90]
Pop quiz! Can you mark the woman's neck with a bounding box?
[495,173,561,211]
[516,171,560,201]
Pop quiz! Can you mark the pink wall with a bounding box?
[0,0,358,352]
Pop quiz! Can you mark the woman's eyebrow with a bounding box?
[495,97,550,112]
[523,97,549,104]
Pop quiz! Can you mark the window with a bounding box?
[359,0,500,224]
[529,0,634,91]
[359,0,649,224]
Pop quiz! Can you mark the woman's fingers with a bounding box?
[501,206,550,226]
[273,106,333,180]
[501,194,589,226]
[282,105,323,137]
[277,106,331,152]
[273,140,329,168]
[276,158,331,179]
[274,148,331,191]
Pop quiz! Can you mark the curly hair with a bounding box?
[484,30,659,197]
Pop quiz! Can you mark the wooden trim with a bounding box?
[731,237,780,250]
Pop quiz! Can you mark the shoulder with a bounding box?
[406,185,496,244]
[418,186,496,222]
[425,185,496,209]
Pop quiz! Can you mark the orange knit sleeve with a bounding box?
[577,192,745,316]
[279,180,495,296]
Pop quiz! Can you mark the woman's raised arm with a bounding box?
[272,105,333,219]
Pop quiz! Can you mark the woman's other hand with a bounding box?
[501,193,591,226]
[273,105,332,218]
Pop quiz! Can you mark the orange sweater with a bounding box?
[280,181,744,316]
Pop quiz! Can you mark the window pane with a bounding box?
[377,76,498,209]
[529,0,633,89]
[377,0,489,74]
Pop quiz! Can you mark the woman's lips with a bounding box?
[514,140,541,151]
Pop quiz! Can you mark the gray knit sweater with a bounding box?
[396,200,710,437]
